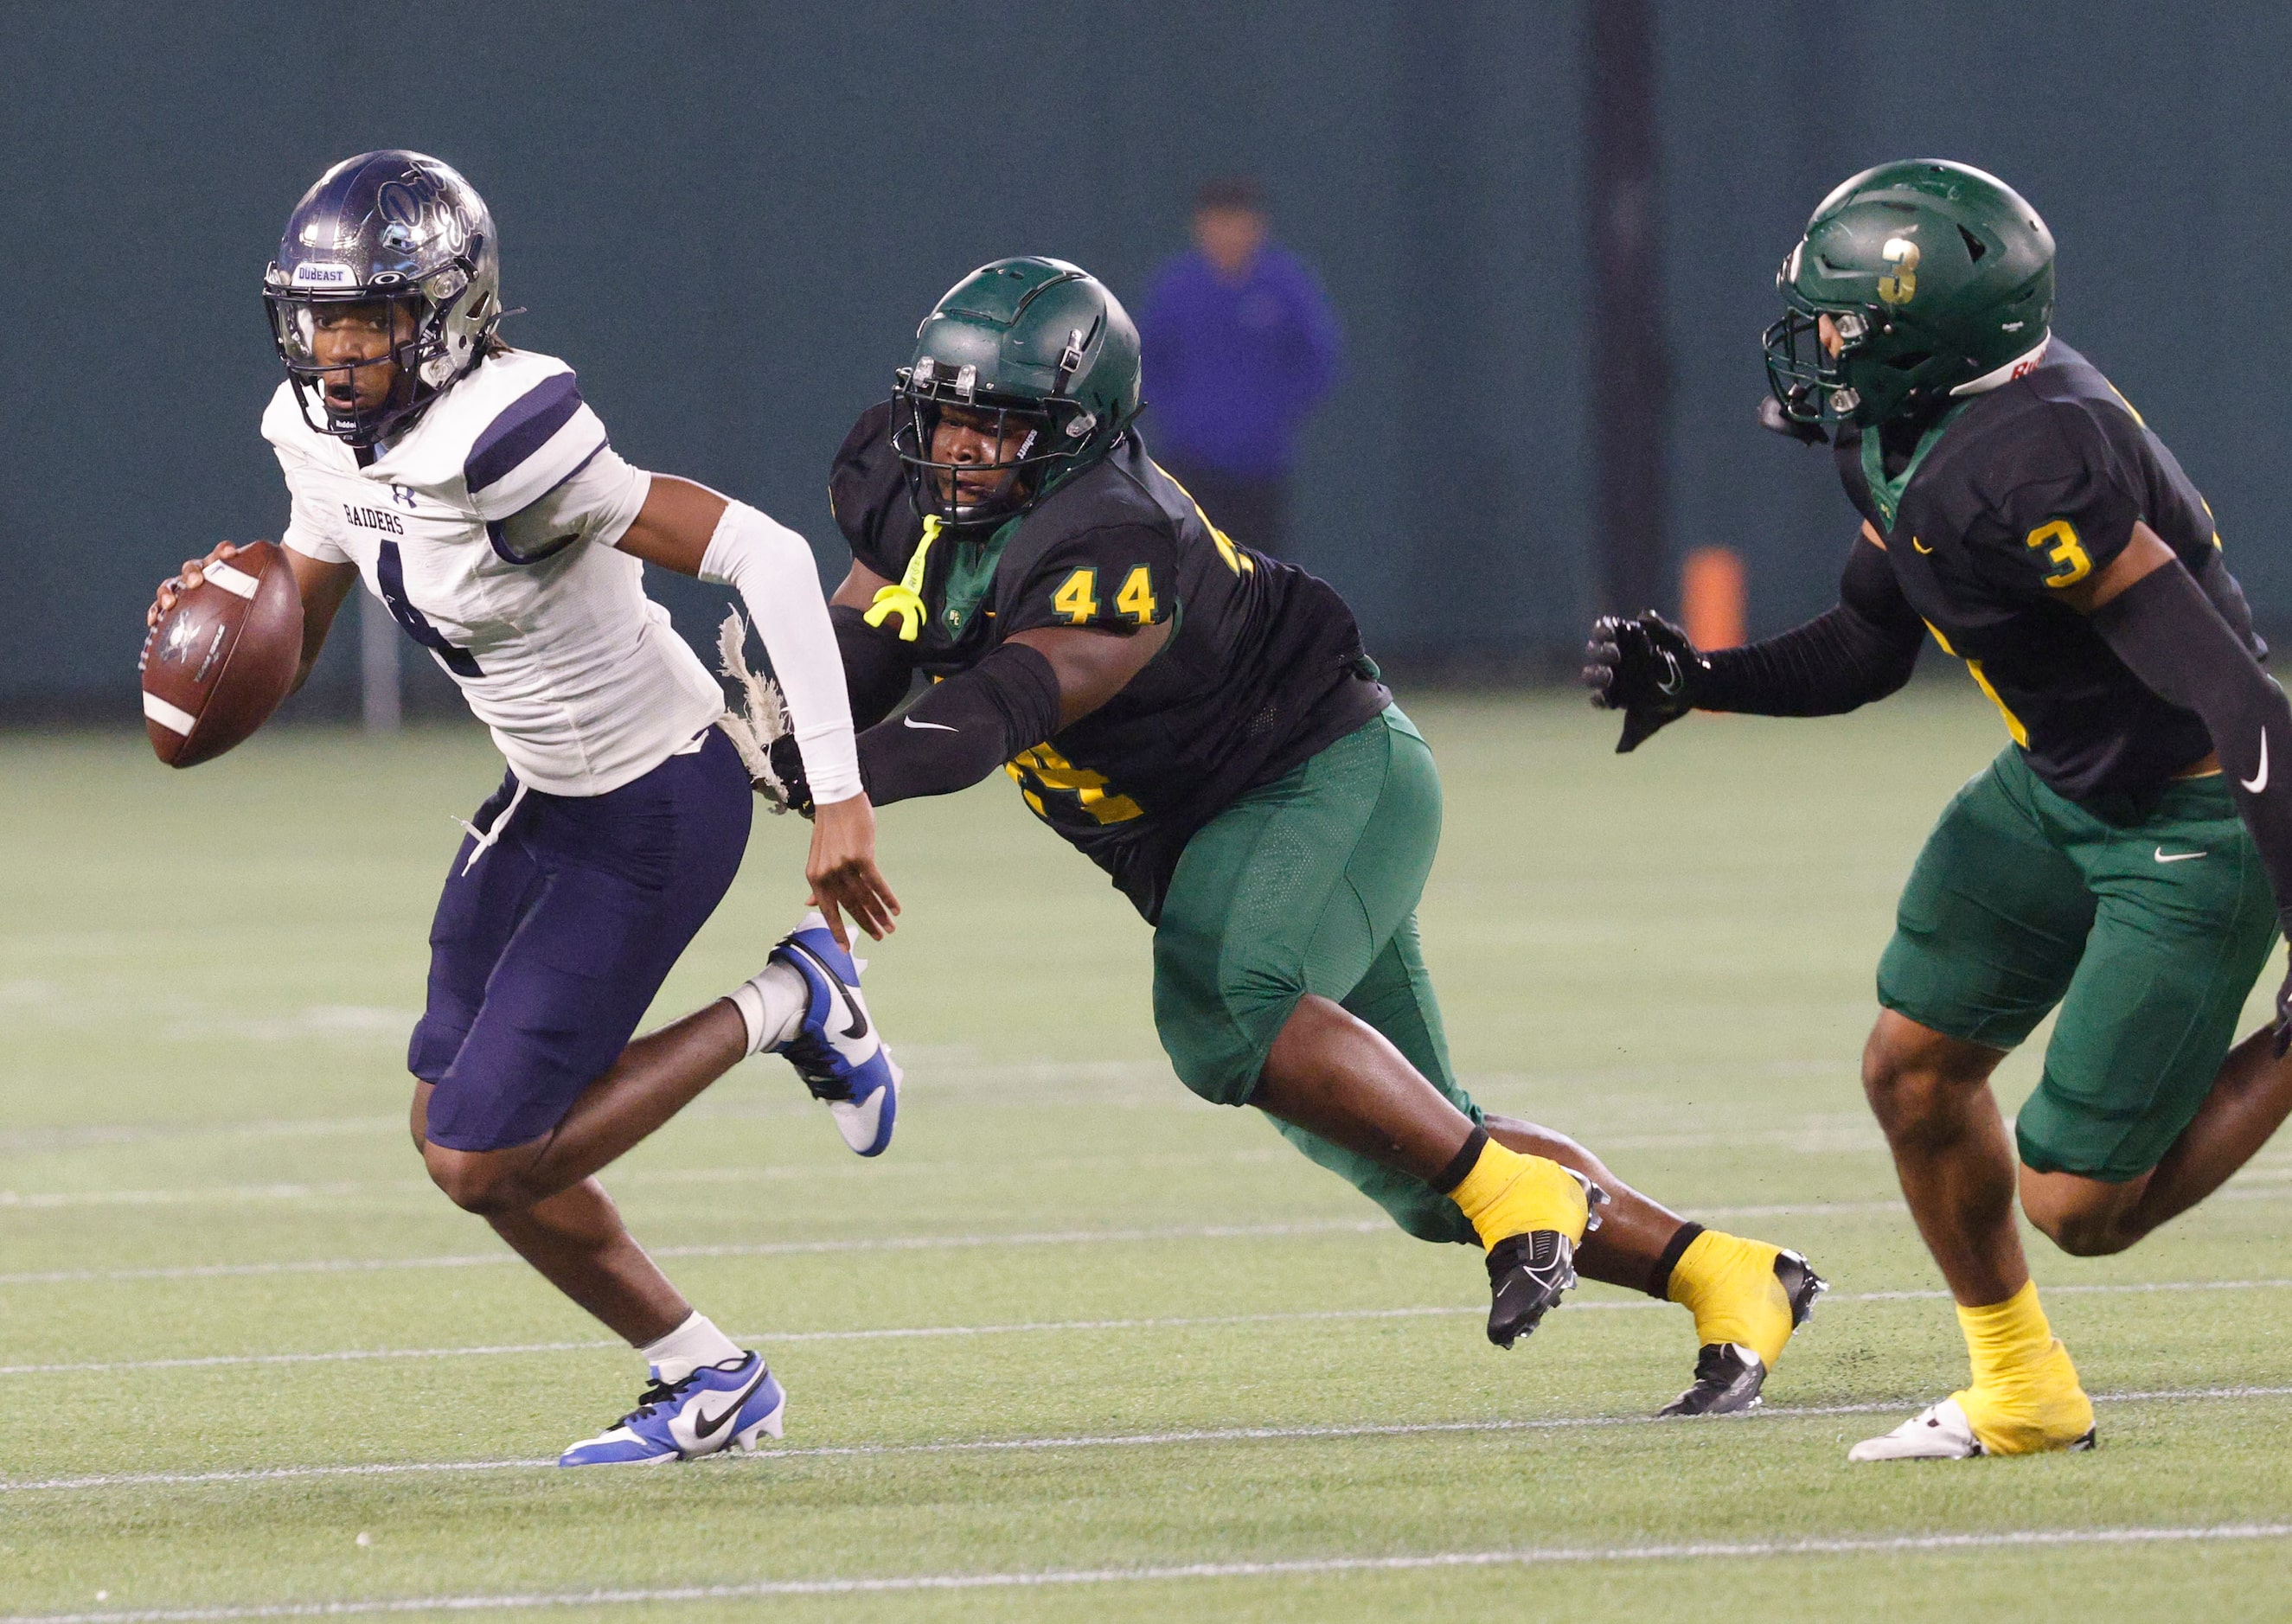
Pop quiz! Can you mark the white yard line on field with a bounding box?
[0,1204,1888,1287]
[26,1519,2292,1621]
[0,1218,1392,1286]
[11,1120,2291,1209]
[0,1117,407,1154]
[0,1177,1895,1212]
[13,1184,2292,1285]
[3,1384,2289,1497]
[9,1523,2291,1621]
[29,1519,2292,1621]
[4,1278,2291,1379]
[0,1148,1294,1211]
[0,1181,394,1209]
[0,1054,1890,1158]
[5,1526,2289,1621]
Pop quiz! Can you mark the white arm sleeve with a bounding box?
[494,444,651,559]
[695,501,862,804]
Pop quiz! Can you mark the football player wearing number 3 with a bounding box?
[1586,161,2292,1461]
[770,257,1826,1416]
[144,151,906,1467]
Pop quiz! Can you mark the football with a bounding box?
[138,540,304,768]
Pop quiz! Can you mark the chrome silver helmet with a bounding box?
[262,150,502,445]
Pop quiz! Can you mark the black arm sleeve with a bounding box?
[2091,560,2292,928]
[833,604,917,731]
[1695,541,1926,716]
[855,641,1063,807]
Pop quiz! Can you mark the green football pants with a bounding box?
[1879,746,2280,1181]
[1152,706,1480,1244]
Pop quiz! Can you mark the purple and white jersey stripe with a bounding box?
[264,348,724,796]
[464,371,603,519]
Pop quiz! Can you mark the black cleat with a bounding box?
[1485,1231,1577,1348]
[1658,1249,1828,1417]
[1659,1341,1766,1416]
[1484,1174,1607,1350]
[1775,1248,1828,1331]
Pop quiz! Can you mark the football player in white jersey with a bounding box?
[146,150,898,1466]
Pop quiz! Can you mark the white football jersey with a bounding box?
[266,348,725,796]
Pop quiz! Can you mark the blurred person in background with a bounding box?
[1138,177,1341,559]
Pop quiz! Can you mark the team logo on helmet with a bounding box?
[375,167,467,258]
[1877,237,1921,304]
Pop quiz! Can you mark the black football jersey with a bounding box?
[830,405,1389,919]
[1834,339,2263,802]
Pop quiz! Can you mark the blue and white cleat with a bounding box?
[769,911,900,1156]
[557,1352,787,1467]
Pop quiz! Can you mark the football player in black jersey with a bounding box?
[1587,161,2292,1461]
[756,256,1827,1417]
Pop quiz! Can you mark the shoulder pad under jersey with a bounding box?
[383,349,608,518]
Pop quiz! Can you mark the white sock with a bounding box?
[640,1311,744,1384]
[726,961,807,1056]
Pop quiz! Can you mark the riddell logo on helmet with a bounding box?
[291,263,354,287]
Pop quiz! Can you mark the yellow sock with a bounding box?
[1666,1231,1796,1368]
[1949,1282,2094,1455]
[1448,1139,1587,1250]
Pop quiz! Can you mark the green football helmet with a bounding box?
[893,257,1143,526]
[1764,159,2054,430]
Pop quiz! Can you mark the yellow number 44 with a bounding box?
[1053,568,1099,623]
[2026,519,2092,589]
[1116,566,1157,624]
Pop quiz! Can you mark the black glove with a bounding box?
[1757,392,1831,446]
[1583,611,1708,753]
[767,733,815,818]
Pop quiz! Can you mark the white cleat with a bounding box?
[1848,1397,1984,1462]
[763,913,900,1156]
[557,1353,787,1467]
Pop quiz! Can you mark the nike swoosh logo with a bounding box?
[1911,537,1934,554]
[2154,847,2207,863]
[690,1364,770,1442]
[792,940,870,1041]
[904,717,957,732]
[1654,652,1684,697]
[2244,732,2270,795]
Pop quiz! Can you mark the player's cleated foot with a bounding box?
[1951,1342,2097,1456]
[1848,1397,1984,1461]
[558,1352,787,1467]
[1485,1173,1606,1349]
[1659,1250,1828,1417]
[1658,1342,1767,1417]
[1846,1396,2097,1463]
[767,912,900,1156]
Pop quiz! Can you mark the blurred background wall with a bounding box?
[5,2,2289,717]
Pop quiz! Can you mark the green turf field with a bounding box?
[3,688,2288,1621]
